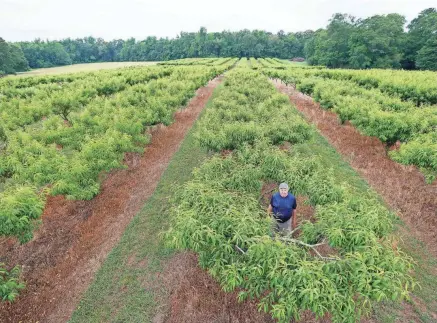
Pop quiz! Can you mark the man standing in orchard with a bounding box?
[267,183,297,233]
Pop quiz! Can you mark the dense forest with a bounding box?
[305,8,437,70]
[1,8,436,75]
[0,38,29,74]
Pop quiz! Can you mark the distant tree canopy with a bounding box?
[57,29,310,63]
[19,39,72,68]
[0,37,29,75]
[415,34,437,71]
[403,8,437,69]
[0,7,436,74]
[305,8,437,70]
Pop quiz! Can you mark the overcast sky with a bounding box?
[1,0,436,42]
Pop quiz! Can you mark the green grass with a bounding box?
[392,233,437,322]
[69,85,219,323]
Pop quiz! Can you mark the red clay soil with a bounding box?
[162,252,274,323]
[0,77,222,323]
[260,181,278,207]
[162,253,332,323]
[273,81,437,258]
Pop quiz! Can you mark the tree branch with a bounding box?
[278,237,339,261]
[288,225,301,237]
[234,245,246,255]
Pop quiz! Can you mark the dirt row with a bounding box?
[162,252,274,323]
[273,80,437,259]
[0,77,222,323]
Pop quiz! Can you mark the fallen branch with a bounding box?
[278,237,339,262]
[288,225,301,237]
[234,245,247,255]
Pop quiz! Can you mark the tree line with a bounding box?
[0,38,29,75]
[2,29,310,72]
[305,8,437,70]
[0,8,436,75]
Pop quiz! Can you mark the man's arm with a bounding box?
[291,197,297,230]
[292,209,297,230]
[267,204,272,218]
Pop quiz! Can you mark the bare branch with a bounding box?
[234,245,246,255]
[278,237,339,262]
[279,237,321,248]
[288,226,301,237]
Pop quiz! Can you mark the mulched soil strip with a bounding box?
[273,80,437,258]
[162,252,274,323]
[0,77,222,323]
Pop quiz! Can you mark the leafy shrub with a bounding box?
[0,264,25,302]
[0,185,44,243]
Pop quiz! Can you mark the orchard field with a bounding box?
[12,62,159,77]
[1,58,436,322]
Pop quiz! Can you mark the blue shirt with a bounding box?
[270,192,297,223]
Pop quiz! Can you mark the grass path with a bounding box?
[69,88,217,323]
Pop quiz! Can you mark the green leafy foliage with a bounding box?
[313,68,437,106]
[4,8,437,72]
[0,185,44,243]
[196,70,312,151]
[0,263,25,302]
[0,38,29,75]
[304,9,436,71]
[415,34,437,71]
[20,41,72,68]
[390,132,437,177]
[404,8,437,69]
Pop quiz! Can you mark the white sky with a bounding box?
[1,0,436,42]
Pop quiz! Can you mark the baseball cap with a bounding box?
[279,182,289,189]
